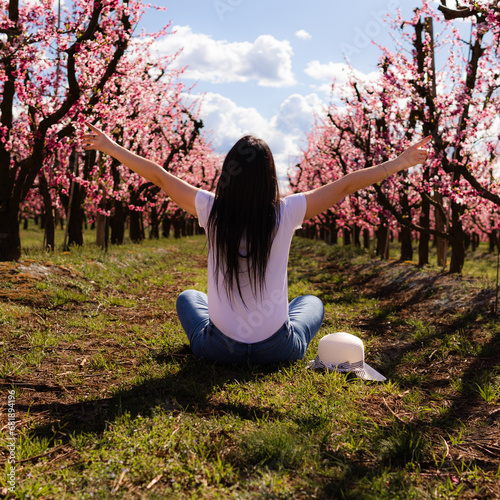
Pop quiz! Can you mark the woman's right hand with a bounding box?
[396,135,431,170]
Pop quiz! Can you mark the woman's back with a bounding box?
[206,136,281,305]
[197,189,306,342]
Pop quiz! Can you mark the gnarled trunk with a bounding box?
[0,202,21,261]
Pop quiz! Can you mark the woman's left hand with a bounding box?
[82,122,116,155]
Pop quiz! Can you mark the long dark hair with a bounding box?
[207,135,281,302]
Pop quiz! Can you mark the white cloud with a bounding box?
[275,93,324,135]
[192,92,324,191]
[196,93,274,152]
[295,30,312,40]
[303,60,380,96]
[154,26,296,87]
[305,60,378,85]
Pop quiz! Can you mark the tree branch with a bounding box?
[457,164,500,207]
[420,191,448,222]
[438,5,474,20]
[374,184,449,240]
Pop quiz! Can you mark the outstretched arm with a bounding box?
[302,136,431,221]
[82,123,199,216]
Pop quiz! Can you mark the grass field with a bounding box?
[18,222,500,283]
[1,227,499,499]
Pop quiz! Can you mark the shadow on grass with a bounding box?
[21,344,288,443]
[438,318,500,424]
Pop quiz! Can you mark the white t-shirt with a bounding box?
[195,190,306,343]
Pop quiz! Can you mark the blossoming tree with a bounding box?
[0,0,143,259]
[292,0,500,273]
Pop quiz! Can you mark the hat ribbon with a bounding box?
[312,356,364,373]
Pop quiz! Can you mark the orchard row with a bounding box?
[1,0,499,273]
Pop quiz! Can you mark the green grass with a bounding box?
[0,225,499,499]
[383,237,500,283]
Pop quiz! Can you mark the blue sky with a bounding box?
[137,1,463,183]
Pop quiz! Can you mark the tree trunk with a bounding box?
[434,193,447,267]
[39,172,55,251]
[353,225,361,247]
[173,218,182,239]
[416,208,430,264]
[363,228,370,250]
[95,213,108,249]
[489,230,498,253]
[400,225,413,261]
[162,216,171,238]
[324,229,332,245]
[0,204,21,261]
[464,232,471,251]
[343,228,351,246]
[181,215,188,237]
[65,178,85,247]
[67,197,85,247]
[40,209,46,229]
[398,187,413,261]
[376,217,389,259]
[0,0,20,261]
[448,202,466,273]
[61,150,86,248]
[188,217,196,236]
[129,210,144,242]
[330,218,338,245]
[471,232,479,252]
[110,200,125,244]
[149,206,160,239]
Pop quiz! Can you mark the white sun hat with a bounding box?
[308,332,386,381]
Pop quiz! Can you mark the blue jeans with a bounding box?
[176,290,324,366]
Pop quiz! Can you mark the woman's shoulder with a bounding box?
[197,189,215,201]
[281,192,305,203]
[280,192,306,210]
[195,190,215,227]
[279,193,306,228]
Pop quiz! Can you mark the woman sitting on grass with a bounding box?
[83,123,430,365]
